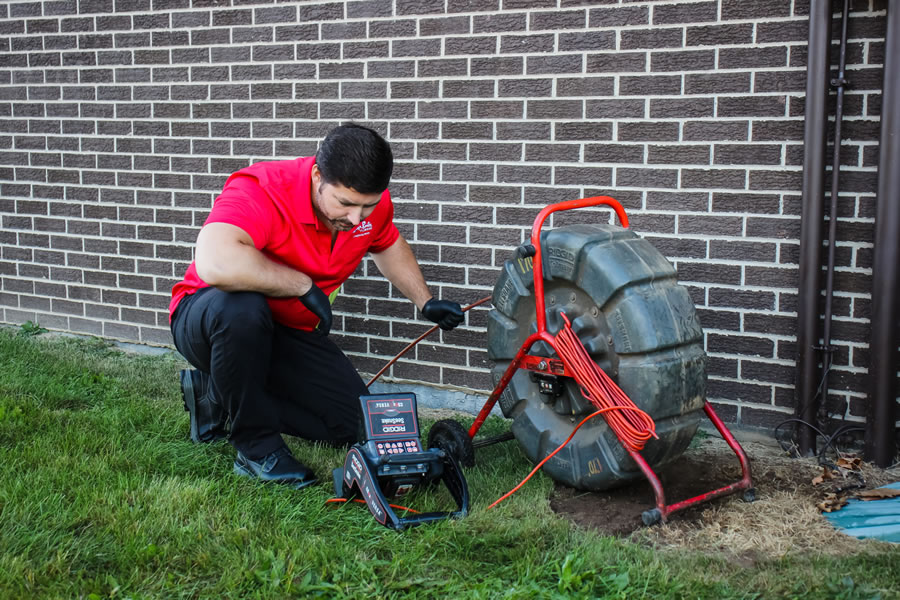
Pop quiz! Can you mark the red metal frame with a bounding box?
[469,196,754,523]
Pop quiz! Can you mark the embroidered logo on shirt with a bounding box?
[352,220,373,238]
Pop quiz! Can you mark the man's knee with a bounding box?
[209,291,273,341]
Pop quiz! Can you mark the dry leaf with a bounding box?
[836,456,862,471]
[817,492,848,513]
[855,488,900,501]
[812,467,835,486]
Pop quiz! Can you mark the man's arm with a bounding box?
[372,235,465,330]
[195,222,313,297]
[371,235,433,310]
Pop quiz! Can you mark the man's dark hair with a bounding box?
[315,123,393,194]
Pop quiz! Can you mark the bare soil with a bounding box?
[549,432,900,561]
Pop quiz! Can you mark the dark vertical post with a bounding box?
[866,0,900,467]
[795,0,832,455]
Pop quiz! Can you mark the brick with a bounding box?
[471,56,522,76]
[524,143,579,163]
[585,99,645,119]
[392,38,441,58]
[585,144,643,164]
[499,78,551,97]
[719,96,787,118]
[719,47,787,69]
[618,122,679,142]
[496,165,551,184]
[653,1,717,25]
[619,75,681,96]
[526,55,583,75]
[396,0,444,15]
[554,166,612,186]
[555,121,611,141]
[683,121,749,142]
[752,70,806,94]
[651,97,715,119]
[420,15,470,36]
[647,144,710,165]
[275,24,318,42]
[756,20,808,44]
[621,28,683,50]
[445,35,497,55]
[370,19,417,38]
[714,144,783,166]
[746,216,800,240]
[441,122,493,140]
[418,100,468,119]
[473,13,526,34]
[681,168,746,190]
[616,167,678,189]
[501,33,554,54]
[469,142,521,161]
[297,2,344,21]
[651,49,716,72]
[319,62,364,80]
[496,121,550,140]
[448,0,499,13]
[529,9,585,30]
[347,0,393,18]
[722,0,791,20]
[586,52,646,73]
[589,5,648,27]
[686,24,753,47]
[558,30,615,52]
[417,59,467,77]
[254,6,296,24]
[748,169,802,191]
[527,100,582,119]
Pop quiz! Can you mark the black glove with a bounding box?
[299,284,333,336]
[421,298,464,331]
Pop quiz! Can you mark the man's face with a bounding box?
[310,165,382,232]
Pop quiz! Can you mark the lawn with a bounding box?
[0,325,896,599]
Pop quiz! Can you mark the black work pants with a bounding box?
[170,287,366,459]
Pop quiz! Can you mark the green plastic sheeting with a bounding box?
[823,482,900,543]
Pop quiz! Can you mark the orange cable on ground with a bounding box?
[325,497,421,515]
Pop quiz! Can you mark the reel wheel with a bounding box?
[428,419,475,468]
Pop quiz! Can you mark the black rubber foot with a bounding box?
[742,488,757,503]
[641,508,663,526]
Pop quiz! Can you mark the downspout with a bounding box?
[865,0,900,468]
[795,0,832,456]
[820,0,850,425]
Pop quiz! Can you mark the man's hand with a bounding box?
[421,299,464,331]
[299,285,333,336]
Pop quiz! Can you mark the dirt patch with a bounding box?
[550,433,900,559]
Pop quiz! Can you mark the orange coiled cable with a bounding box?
[487,312,658,509]
[554,312,657,453]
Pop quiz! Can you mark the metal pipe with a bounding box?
[820,0,851,384]
[865,0,900,468]
[795,0,833,456]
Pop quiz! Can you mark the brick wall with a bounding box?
[0,0,889,429]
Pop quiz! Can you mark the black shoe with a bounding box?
[180,369,228,443]
[233,447,318,489]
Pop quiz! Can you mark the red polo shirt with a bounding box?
[169,157,400,331]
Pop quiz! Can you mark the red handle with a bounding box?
[531,196,629,335]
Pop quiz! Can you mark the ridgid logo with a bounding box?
[353,220,373,238]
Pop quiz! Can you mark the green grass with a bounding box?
[0,326,897,599]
